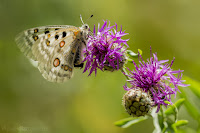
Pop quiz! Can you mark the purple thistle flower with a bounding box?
[83,20,129,76]
[123,49,188,112]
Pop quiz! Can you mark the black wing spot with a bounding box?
[45,30,50,34]
[34,28,39,33]
[61,64,64,69]
[55,35,59,40]
[32,35,39,41]
[62,31,67,38]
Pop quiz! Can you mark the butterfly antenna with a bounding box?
[86,15,93,22]
[90,14,94,18]
[80,14,84,24]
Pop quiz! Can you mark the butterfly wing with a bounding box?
[15,25,84,82]
[15,25,72,60]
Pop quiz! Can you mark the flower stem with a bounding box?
[171,103,178,123]
[121,68,131,80]
[160,106,168,132]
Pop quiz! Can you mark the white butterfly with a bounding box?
[15,16,90,83]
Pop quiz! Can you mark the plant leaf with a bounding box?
[114,116,148,128]
[127,58,133,62]
[179,90,200,120]
[171,120,188,132]
[126,50,138,57]
[164,101,171,105]
[138,49,142,55]
[183,76,200,98]
[172,120,188,127]
[165,98,185,116]
[126,49,142,58]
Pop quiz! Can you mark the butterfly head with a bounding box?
[81,24,89,30]
[80,24,90,40]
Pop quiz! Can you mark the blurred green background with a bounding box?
[0,0,200,133]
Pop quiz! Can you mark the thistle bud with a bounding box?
[123,88,153,117]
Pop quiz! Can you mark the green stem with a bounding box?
[121,67,131,80]
[172,103,178,123]
[160,106,168,132]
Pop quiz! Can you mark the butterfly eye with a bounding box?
[85,25,88,29]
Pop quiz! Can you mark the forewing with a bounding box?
[32,27,81,82]
[15,25,74,60]
[15,25,82,82]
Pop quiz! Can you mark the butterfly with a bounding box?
[15,16,90,83]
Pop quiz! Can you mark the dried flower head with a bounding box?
[83,21,129,75]
[124,49,188,112]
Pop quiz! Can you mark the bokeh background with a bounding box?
[0,0,200,133]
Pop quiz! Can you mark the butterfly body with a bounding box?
[15,24,89,82]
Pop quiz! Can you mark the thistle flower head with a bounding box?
[124,49,188,112]
[123,87,153,117]
[83,20,129,75]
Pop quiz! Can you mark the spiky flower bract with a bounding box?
[83,21,129,75]
[124,49,188,112]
